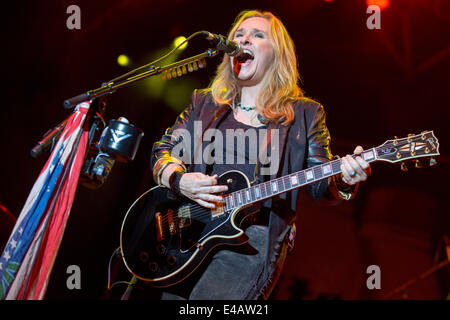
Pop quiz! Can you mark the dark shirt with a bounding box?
[209,111,268,183]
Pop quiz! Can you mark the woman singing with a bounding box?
[146,9,371,300]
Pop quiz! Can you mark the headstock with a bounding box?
[375,131,439,168]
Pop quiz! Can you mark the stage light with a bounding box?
[366,0,390,11]
[117,54,130,66]
[173,36,188,50]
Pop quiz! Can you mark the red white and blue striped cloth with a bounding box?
[0,101,91,299]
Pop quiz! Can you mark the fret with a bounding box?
[241,190,246,204]
[277,178,284,193]
[262,184,268,198]
[284,175,292,190]
[228,194,234,208]
[237,191,242,205]
[250,186,256,202]
[265,181,272,197]
[331,160,341,174]
[232,193,237,207]
[261,182,268,198]
[313,166,323,180]
[298,171,306,185]
[225,196,231,210]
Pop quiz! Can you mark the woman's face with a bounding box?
[231,17,275,87]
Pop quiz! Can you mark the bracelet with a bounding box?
[335,173,355,193]
[154,159,187,186]
[330,174,357,200]
[168,169,185,196]
[155,161,172,186]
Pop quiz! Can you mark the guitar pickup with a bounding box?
[178,205,191,229]
[155,212,164,242]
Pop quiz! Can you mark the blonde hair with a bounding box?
[210,10,303,126]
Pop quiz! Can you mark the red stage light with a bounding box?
[366,0,390,11]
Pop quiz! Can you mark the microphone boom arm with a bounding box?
[63,48,219,109]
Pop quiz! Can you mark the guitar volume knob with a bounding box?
[400,162,408,172]
[139,251,149,262]
[167,255,176,266]
[149,261,158,273]
[430,158,437,166]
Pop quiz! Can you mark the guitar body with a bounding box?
[120,170,257,287]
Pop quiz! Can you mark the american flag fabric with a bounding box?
[0,101,91,299]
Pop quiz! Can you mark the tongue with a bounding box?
[237,52,253,62]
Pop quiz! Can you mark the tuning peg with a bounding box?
[421,131,428,140]
[401,162,408,172]
[429,158,437,166]
[415,160,422,169]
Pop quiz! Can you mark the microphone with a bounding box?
[202,31,241,56]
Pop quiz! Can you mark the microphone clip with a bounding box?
[203,31,241,56]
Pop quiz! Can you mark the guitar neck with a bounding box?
[223,148,378,210]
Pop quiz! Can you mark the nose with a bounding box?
[239,32,251,45]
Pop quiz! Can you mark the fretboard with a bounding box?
[222,147,378,210]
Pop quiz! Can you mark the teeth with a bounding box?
[242,49,254,58]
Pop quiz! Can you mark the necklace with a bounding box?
[237,102,256,111]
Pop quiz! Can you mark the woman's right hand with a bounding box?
[179,173,228,209]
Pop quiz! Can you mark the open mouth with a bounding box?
[235,49,255,66]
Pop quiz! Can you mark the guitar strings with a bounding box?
[157,140,433,232]
[159,153,366,227]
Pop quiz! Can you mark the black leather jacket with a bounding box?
[151,89,355,293]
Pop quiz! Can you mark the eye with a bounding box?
[235,32,243,38]
[254,32,265,38]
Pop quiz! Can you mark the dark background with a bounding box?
[0,0,449,300]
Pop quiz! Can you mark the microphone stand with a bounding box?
[63,48,219,109]
[30,119,68,158]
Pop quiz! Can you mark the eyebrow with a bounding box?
[235,27,267,34]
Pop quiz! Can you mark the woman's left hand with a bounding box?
[340,146,372,185]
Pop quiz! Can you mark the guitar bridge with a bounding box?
[167,209,176,235]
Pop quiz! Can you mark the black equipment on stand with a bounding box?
[79,116,144,189]
[30,96,144,190]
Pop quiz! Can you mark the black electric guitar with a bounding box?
[120,131,439,287]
